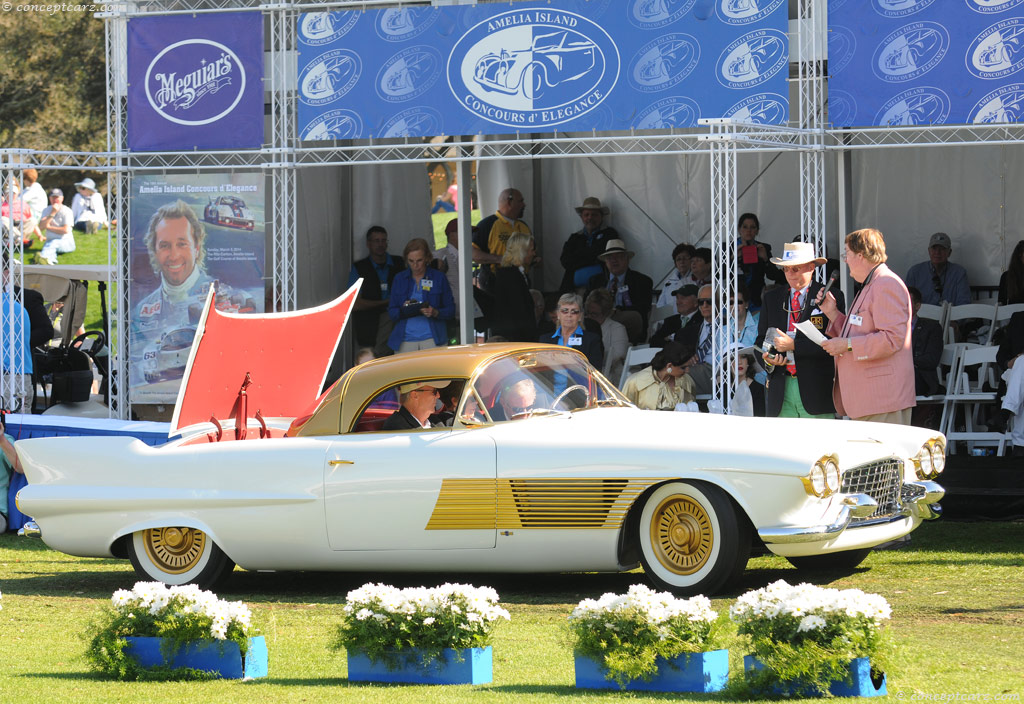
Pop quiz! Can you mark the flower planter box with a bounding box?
[744,655,887,698]
[347,646,492,685]
[575,649,729,692]
[124,636,268,679]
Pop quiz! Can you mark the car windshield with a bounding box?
[469,349,629,422]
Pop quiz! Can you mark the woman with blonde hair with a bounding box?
[490,232,539,341]
[539,292,604,369]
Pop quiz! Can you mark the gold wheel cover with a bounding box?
[142,527,207,575]
[649,495,713,575]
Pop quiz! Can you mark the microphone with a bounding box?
[814,270,839,306]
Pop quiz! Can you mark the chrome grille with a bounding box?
[841,458,904,524]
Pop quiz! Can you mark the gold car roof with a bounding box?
[293,342,579,437]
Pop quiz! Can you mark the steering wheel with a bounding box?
[551,384,590,410]
[71,330,106,356]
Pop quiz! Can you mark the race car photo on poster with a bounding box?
[203,195,256,231]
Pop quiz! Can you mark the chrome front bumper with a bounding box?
[759,480,945,545]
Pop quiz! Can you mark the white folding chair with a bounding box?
[917,301,948,330]
[619,345,659,388]
[944,303,998,345]
[987,303,1024,344]
[942,345,1006,454]
[917,342,960,405]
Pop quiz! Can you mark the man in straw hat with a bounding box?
[559,196,618,293]
[381,380,452,431]
[586,238,654,340]
[756,241,845,419]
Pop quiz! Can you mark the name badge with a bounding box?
[568,335,583,346]
[619,285,629,292]
[380,282,389,295]
[421,279,433,291]
[850,314,863,327]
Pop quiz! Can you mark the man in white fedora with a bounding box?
[755,241,845,419]
[586,238,654,343]
[559,196,618,293]
[71,177,108,234]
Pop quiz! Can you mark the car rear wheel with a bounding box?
[786,548,872,571]
[127,527,234,588]
[637,481,750,596]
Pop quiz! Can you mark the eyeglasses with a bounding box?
[413,388,439,396]
[732,299,746,306]
[932,274,943,296]
[559,308,581,315]
[697,298,712,306]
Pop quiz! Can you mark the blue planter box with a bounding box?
[347,647,492,685]
[124,636,268,679]
[575,649,729,692]
[744,655,887,697]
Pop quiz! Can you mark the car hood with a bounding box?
[492,406,938,476]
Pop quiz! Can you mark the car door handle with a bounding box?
[328,460,354,466]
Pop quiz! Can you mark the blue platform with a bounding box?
[124,636,268,679]
[2,413,170,447]
[744,655,887,697]
[347,647,492,685]
[575,649,729,692]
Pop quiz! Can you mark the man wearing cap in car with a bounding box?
[71,177,108,234]
[382,380,451,430]
[756,241,845,419]
[559,196,618,293]
[904,232,970,307]
[586,238,654,340]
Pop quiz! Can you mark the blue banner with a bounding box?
[829,0,1024,127]
[128,12,264,151]
[296,0,789,140]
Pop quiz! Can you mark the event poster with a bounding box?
[829,0,1024,127]
[296,0,789,140]
[129,173,266,405]
[127,12,264,151]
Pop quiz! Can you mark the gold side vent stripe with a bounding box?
[426,478,662,530]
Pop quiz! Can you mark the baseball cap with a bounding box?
[49,188,63,197]
[398,380,451,395]
[672,284,699,297]
[929,232,951,249]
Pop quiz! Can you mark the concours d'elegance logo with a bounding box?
[300,109,364,140]
[828,25,857,75]
[872,21,949,82]
[626,0,697,29]
[828,89,857,127]
[448,8,619,129]
[717,29,788,89]
[725,92,787,123]
[381,107,444,137]
[970,82,1024,122]
[144,39,246,126]
[628,34,700,92]
[872,0,939,18]
[718,0,786,26]
[299,11,360,46]
[376,46,443,102]
[967,0,1024,13]
[635,96,701,129]
[875,87,951,125]
[377,7,439,42]
[298,49,361,106]
[968,18,1024,79]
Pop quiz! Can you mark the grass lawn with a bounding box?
[16,228,113,335]
[1,520,1022,701]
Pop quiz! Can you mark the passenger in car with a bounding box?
[490,377,537,421]
[381,380,451,430]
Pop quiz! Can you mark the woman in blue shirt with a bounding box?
[388,238,455,354]
[540,292,604,370]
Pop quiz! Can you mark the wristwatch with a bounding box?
[847,338,853,352]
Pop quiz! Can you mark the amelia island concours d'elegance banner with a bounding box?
[127,12,264,151]
[829,0,1024,127]
[128,173,266,405]
[296,0,790,140]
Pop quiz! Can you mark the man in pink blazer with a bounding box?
[819,228,916,424]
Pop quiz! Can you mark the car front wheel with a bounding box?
[637,481,750,596]
[127,527,234,588]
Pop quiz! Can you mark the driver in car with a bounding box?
[491,377,537,421]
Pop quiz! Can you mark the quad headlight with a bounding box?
[804,454,842,498]
[914,437,946,479]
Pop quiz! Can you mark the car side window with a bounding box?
[351,388,400,433]
[351,379,467,433]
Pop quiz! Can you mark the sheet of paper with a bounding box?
[795,320,828,347]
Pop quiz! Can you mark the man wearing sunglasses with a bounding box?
[903,232,970,307]
[381,380,451,430]
[675,284,715,395]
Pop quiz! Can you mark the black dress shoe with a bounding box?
[991,408,1013,434]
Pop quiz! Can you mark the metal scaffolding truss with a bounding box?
[797,0,827,281]
[827,123,1024,150]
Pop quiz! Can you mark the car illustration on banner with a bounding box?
[875,87,950,126]
[636,96,702,129]
[473,31,597,100]
[16,312,947,597]
[873,22,949,82]
[629,0,696,28]
[726,92,788,124]
[203,195,255,231]
[635,38,698,84]
[971,84,1024,123]
[300,110,364,141]
[727,36,785,79]
[299,50,361,105]
[884,28,942,71]
[718,29,788,88]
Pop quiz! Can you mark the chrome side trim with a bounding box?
[757,493,875,544]
[23,521,41,539]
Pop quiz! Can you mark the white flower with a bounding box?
[798,615,826,632]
